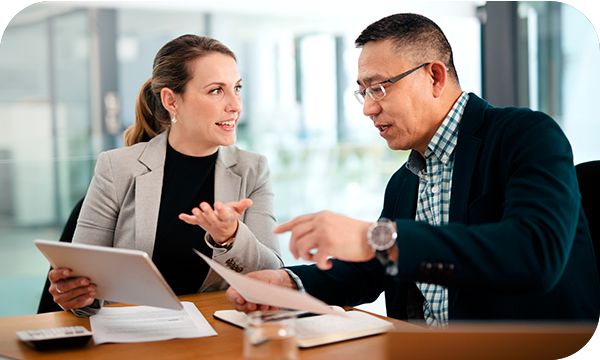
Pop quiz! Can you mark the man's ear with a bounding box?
[160,87,177,115]
[429,61,448,98]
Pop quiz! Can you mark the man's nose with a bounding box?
[362,96,381,118]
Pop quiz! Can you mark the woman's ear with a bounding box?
[160,88,177,115]
[429,61,448,98]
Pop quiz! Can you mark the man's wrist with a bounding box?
[281,268,304,292]
[367,218,399,276]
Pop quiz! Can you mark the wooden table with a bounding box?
[0,291,409,359]
[386,322,597,359]
[0,291,596,359]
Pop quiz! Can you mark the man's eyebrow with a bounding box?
[357,75,384,87]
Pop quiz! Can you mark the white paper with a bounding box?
[90,301,217,344]
[195,250,341,316]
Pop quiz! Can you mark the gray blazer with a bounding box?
[73,131,282,295]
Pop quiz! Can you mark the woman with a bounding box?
[47,35,282,315]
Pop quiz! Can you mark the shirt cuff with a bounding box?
[282,268,306,293]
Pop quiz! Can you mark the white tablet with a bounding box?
[34,239,182,310]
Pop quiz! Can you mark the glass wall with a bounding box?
[1,1,596,318]
[559,4,600,163]
[515,2,600,164]
[0,8,94,316]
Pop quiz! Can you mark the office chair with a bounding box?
[575,161,600,279]
[36,197,85,314]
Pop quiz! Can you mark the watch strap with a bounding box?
[376,245,399,276]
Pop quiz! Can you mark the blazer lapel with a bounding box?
[393,169,419,220]
[135,132,168,258]
[214,145,242,203]
[449,93,485,223]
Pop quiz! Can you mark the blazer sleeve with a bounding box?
[69,151,118,316]
[289,259,386,307]
[394,112,581,293]
[209,155,283,272]
[72,151,118,247]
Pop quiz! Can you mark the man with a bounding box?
[227,13,600,324]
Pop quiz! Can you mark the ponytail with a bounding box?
[123,79,169,146]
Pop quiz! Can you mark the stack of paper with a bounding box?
[90,302,216,344]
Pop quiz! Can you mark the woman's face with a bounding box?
[171,52,242,152]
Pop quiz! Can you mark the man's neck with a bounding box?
[415,88,464,155]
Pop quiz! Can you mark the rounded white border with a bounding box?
[0,0,598,358]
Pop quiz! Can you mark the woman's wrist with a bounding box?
[217,234,236,247]
[208,223,238,250]
[213,222,238,244]
[207,235,235,251]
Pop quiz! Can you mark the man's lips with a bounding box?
[375,124,391,132]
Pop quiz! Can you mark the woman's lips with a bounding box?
[216,119,237,131]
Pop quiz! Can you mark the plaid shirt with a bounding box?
[406,92,469,327]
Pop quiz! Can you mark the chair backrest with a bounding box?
[37,197,85,314]
[575,161,600,279]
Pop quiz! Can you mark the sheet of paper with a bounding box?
[90,301,217,344]
[195,250,341,316]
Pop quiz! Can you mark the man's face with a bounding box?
[357,39,438,152]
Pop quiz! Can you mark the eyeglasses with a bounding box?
[354,62,430,104]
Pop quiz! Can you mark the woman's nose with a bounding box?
[226,91,242,113]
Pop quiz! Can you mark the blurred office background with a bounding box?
[0,1,598,316]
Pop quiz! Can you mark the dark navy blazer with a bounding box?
[290,93,600,321]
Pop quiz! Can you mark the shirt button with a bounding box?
[431,186,438,193]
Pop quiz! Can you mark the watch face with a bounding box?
[368,219,397,251]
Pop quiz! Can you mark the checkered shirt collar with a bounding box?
[406,92,469,175]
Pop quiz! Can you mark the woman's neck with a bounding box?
[168,130,218,157]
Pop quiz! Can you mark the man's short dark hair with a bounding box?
[355,13,459,83]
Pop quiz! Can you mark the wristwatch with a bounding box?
[367,218,399,276]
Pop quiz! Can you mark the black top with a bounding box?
[153,143,218,295]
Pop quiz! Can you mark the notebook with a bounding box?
[213,308,394,348]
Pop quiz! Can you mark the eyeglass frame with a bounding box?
[354,62,431,104]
